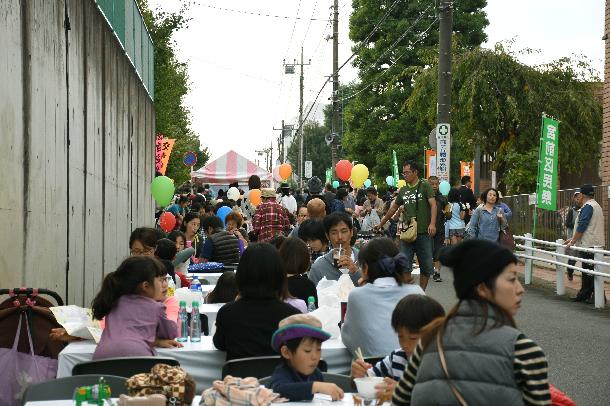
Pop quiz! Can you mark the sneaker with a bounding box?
[433,272,442,282]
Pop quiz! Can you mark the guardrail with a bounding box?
[515,233,609,308]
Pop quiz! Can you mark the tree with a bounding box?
[342,0,488,182]
[137,0,209,184]
[405,45,602,193]
[287,121,332,182]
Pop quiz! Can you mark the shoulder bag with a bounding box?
[436,331,468,406]
[400,181,421,243]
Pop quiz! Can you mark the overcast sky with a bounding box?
[148,0,605,166]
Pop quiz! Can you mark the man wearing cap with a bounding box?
[252,188,291,243]
[565,184,605,303]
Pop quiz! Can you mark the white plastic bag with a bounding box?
[361,210,381,231]
[310,306,340,339]
[337,274,355,301]
[316,277,340,309]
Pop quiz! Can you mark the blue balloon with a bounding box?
[364,179,372,188]
[386,176,394,186]
[439,180,451,196]
[216,206,232,226]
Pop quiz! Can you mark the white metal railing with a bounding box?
[514,234,609,309]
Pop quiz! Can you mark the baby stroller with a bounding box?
[0,288,67,359]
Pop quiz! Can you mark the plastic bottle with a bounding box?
[177,301,189,342]
[190,301,202,342]
[307,296,316,313]
[166,274,175,297]
[190,276,201,292]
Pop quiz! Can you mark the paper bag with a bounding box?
[49,306,102,343]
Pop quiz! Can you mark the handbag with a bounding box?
[400,181,421,243]
[499,227,515,250]
[0,312,58,406]
[436,331,468,406]
[126,363,196,406]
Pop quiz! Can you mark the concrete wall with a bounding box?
[0,0,155,306]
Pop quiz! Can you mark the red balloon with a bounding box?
[336,160,353,182]
[159,212,177,233]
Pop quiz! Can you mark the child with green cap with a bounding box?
[270,314,344,401]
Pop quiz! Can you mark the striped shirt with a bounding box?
[392,333,551,406]
[371,349,409,381]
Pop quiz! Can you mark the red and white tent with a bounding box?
[191,150,272,185]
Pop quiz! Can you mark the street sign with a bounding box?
[304,161,312,178]
[435,123,450,181]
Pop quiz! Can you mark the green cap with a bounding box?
[179,301,186,307]
[192,300,199,307]
[307,296,315,303]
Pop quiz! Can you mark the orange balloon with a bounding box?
[249,189,262,206]
[278,163,292,180]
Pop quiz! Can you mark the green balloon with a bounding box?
[151,176,175,207]
[332,180,340,189]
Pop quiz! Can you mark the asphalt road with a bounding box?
[423,269,610,406]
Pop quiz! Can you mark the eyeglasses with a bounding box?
[130,247,154,256]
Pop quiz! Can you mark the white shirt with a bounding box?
[279,194,298,215]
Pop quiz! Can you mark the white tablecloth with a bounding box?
[190,273,223,284]
[57,337,352,392]
[25,394,364,406]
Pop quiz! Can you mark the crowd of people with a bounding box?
[48,166,594,405]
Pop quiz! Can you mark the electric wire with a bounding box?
[339,16,439,102]
[198,3,330,21]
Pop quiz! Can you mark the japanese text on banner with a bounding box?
[536,117,559,211]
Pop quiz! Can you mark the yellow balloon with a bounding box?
[351,164,369,188]
[397,179,406,188]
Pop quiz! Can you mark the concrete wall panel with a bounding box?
[0,1,25,286]
[0,0,155,306]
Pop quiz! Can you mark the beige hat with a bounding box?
[261,188,276,199]
[272,314,330,351]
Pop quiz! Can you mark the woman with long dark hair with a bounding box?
[392,240,550,406]
[466,188,507,242]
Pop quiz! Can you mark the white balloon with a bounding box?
[227,187,240,201]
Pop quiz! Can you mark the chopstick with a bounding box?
[355,347,365,361]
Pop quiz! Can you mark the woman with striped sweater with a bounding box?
[392,239,551,406]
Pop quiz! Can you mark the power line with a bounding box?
[339,16,439,102]
[301,0,320,47]
[198,3,330,21]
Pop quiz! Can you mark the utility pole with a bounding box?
[284,48,310,189]
[435,0,453,182]
[330,0,340,177]
[273,120,285,163]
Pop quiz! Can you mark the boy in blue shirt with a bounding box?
[270,314,344,401]
[350,295,445,398]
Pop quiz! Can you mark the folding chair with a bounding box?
[221,356,328,379]
[72,356,180,378]
[22,374,127,404]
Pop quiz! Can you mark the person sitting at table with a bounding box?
[200,215,240,264]
[279,237,318,306]
[213,243,300,360]
[270,314,345,401]
[205,271,238,304]
[92,256,181,360]
[180,212,203,259]
[350,295,445,399]
[225,211,249,253]
[166,231,192,288]
[307,212,362,286]
[341,237,425,358]
[297,219,329,265]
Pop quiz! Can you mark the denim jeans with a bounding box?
[400,233,434,277]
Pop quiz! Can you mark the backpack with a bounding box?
[126,363,196,406]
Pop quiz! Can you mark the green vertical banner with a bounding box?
[536,116,560,211]
[325,168,333,185]
[392,150,399,187]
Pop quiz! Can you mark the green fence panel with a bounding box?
[95,0,154,100]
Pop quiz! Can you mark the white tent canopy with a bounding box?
[191,150,271,186]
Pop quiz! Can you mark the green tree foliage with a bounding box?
[287,121,333,181]
[137,0,209,184]
[342,0,488,183]
[405,45,602,193]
